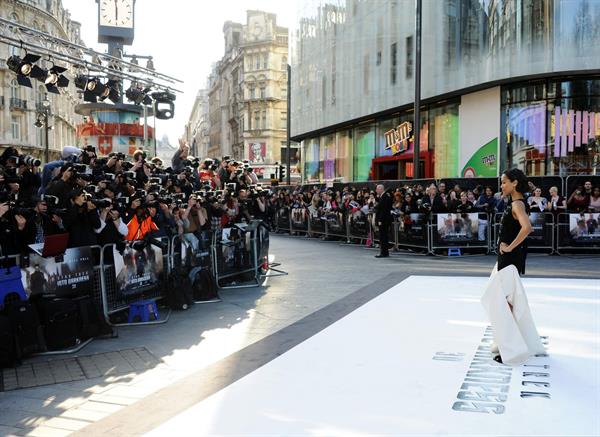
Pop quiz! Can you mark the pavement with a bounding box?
[0,235,598,436]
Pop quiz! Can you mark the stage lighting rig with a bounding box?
[98,79,121,104]
[126,85,152,105]
[151,90,175,119]
[6,53,44,87]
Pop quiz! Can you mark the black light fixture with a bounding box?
[6,53,43,87]
[98,79,120,104]
[152,90,175,119]
[126,85,152,105]
[75,75,105,103]
[44,64,70,94]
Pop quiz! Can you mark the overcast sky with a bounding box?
[61,0,297,146]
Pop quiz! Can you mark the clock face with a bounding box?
[99,0,134,28]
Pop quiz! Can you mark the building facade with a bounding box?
[291,0,600,183]
[184,89,210,159]
[0,0,85,162]
[201,11,294,179]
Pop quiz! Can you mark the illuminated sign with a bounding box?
[384,121,413,155]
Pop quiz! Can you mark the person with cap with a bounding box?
[63,188,102,248]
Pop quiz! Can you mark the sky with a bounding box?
[61,0,298,146]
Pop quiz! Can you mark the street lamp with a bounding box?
[35,94,51,163]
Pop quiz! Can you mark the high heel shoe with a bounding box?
[493,354,503,364]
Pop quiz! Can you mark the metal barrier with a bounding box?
[556,212,600,254]
[324,211,347,240]
[491,212,556,254]
[170,232,220,304]
[307,210,327,238]
[212,223,261,289]
[347,211,371,244]
[430,213,490,254]
[396,213,430,252]
[275,207,291,233]
[99,237,172,327]
[290,207,309,235]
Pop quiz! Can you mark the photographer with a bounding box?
[21,196,65,245]
[45,164,77,207]
[96,203,128,246]
[125,202,159,241]
[63,188,102,248]
[0,194,29,255]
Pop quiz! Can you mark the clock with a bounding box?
[99,0,134,28]
[97,0,135,45]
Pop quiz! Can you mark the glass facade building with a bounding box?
[290,0,600,182]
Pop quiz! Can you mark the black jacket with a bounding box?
[63,204,101,248]
[375,190,393,224]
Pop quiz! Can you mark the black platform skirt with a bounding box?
[497,244,528,276]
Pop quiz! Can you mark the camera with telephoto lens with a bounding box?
[40,194,59,206]
[121,161,134,171]
[13,155,42,167]
[123,171,136,179]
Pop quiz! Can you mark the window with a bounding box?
[10,79,19,100]
[261,110,267,129]
[259,85,266,99]
[263,53,268,69]
[391,42,397,84]
[247,57,253,71]
[322,75,327,110]
[254,111,260,130]
[406,36,413,79]
[255,54,260,70]
[249,85,256,99]
[332,75,336,105]
[281,56,287,70]
[281,111,287,129]
[11,116,21,140]
[376,51,382,66]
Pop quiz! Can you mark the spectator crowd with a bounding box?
[1,140,599,257]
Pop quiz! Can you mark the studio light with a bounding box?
[43,65,69,94]
[75,76,105,103]
[151,91,176,119]
[98,79,120,104]
[126,85,152,105]
[6,53,43,87]
[146,57,155,71]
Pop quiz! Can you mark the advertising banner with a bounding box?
[21,247,93,298]
[436,213,480,244]
[568,213,600,244]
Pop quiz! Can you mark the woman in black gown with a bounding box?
[497,169,533,276]
[492,168,535,364]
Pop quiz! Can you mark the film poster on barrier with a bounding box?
[527,212,547,243]
[113,244,164,297]
[20,247,94,298]
[436,213,481,244]
[568,213,600,244]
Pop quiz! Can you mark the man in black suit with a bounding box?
[375,184,393,258]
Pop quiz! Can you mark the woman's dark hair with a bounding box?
[503,168,529,194]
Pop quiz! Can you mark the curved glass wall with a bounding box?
[291,0,600,138]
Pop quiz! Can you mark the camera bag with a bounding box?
[3,301,44,358]
[165,266,193,310]
[37,298,79,350]
[189,267,219,302]
[0,314,17,368]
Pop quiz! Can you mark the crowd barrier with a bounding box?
[1,220,274,359]
[273,209,600,256]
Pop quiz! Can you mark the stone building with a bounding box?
[198,10,290,176]
[0,0,85,162]
[184,88,210,159]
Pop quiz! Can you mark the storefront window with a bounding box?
[353,124,375,181]
[375,116,398,157]
[501,100,547,176]
[336,129,353,182]
[429,103,459,178]
[303,137,320,182]
[321,133,336,180]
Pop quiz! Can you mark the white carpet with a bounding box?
[147,275,600,436]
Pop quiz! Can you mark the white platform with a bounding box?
[147,275,600,436]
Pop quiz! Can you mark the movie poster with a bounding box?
[21,247,93,298]
[569,213,600,242]
[113,245,164,296]
[398,213,428,244]
[436,213,480,242]
[527,212,547,242]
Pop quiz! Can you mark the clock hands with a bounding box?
[114,0,119,22]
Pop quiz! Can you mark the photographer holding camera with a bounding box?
[63,188,102,248]
[21,196,65,245]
